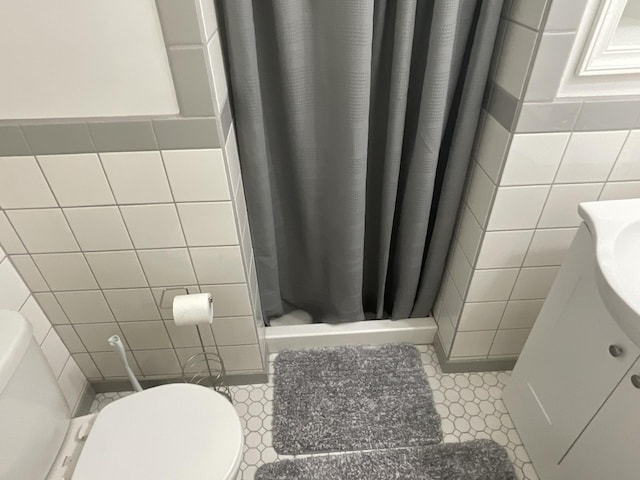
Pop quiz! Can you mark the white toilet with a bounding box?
[0,310,244,480]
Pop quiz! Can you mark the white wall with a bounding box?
[0,0,178,119]
[0,245,87,411]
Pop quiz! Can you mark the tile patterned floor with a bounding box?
[89,345,538,480]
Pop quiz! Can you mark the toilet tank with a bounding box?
[0,310,70,480]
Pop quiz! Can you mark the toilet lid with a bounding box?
[72,384,243,480]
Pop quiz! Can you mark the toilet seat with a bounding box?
[71,384,243,480]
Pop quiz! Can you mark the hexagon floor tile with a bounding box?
[90,345,538,480]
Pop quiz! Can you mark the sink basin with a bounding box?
[579,199,640,347]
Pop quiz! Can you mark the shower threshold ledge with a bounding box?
[265,317,437,352]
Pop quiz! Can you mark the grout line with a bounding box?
[2,199,233,211]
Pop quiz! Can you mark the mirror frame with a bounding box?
[579,0,640,76]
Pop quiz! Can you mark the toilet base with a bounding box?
[46,413,97,480]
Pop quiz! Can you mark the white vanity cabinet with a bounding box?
[503,224,640,480]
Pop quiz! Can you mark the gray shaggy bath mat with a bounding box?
[272,344,442,454]
[256,439,517,480]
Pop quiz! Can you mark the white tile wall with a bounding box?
[538,183,603,228]
[486,185,549,230]
[38,154,115,206]
[475,230,533,268]
[437,1,640,362]
[554,131,627,183]
[100,151,174,204]
[0,156,57,208]
[0,144,264,379]
[65,207,133,251]
[500,133,569,185]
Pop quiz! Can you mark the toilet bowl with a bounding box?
[0,310,243,480]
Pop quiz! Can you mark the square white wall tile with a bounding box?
[104,288,160,321]
[466,163,496,227]
[555,131,627,183]
[38,154,114,206]
[538,183,603,228]
[449,330,495,358]
[163,149,230,202]
[55,290,115,324]
[487,186,549,231]
[456,207,483,263]
[190,246,245,284]
[475,114,510,183]
[0,156,56,208]
[101,151,173,204]
[610,130,640,181]
[137,248,197,286]
[500,133,569,186]
[466,268,519,302]
[0,212,26,254]
[523,227,577,266]
[207,32,229,111]
[200,284,253,317]
[500,299,544,329]
[212,316,258,345]
[599,181,640,200]
[490,328,531,356]
[72,353,102,379]
[85,251,147,289]
[121,204,186,248]
[120,322,172,350]
[74,323,126,352]
[133,349,181,376]
[225,127,242,195]
[458,301,506,332]
[442,274,463,323]
[436,307,455,355]
[91,350,141,378]
[494,21,537,99]
[33,253,98,291]
[511,266,559,300]
[64,207,132,251]
[7,209,78,253]
[218,344,262,371]
[448,244,472,296]
[164,321,214,348]
[10,255,49,291]
[20,296,52,344]
[55,325,86,353]
[41,329,70,377]
[177,202,239,246]
[34,293,69,325]
[476,230,533,268]
[57,358,87,410]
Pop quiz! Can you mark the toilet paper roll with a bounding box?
[172,293,213,326]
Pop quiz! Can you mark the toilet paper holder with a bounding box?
[181,326,232,403]
[162,288,232,402]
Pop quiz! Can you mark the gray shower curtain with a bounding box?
[218,0,502,323]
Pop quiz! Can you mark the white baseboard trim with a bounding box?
[266,317,437,353]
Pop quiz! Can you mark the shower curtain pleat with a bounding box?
[218,0,503,324]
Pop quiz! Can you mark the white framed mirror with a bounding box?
[558,0,640,98]
[580,0,640,75]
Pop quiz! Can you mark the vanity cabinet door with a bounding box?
[504,226,640,476]
[558,360,640,480]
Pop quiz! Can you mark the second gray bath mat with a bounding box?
[256,440,517,480]
[272,344,442,454]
